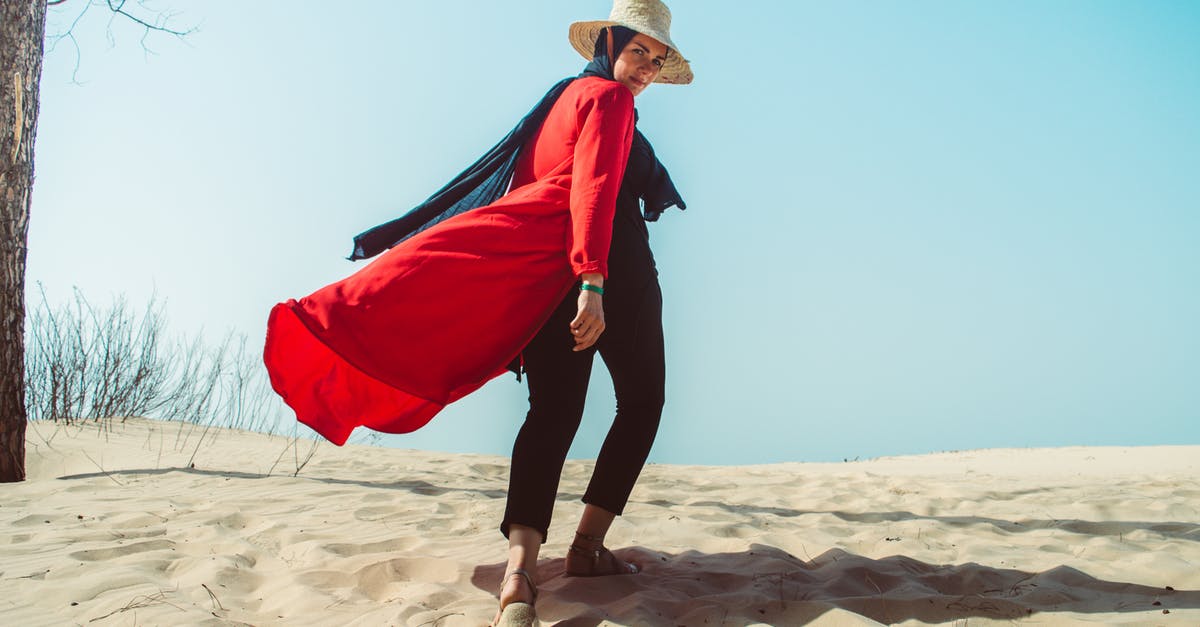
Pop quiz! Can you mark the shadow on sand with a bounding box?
[56,465,511,498]
[473,544,1198,625]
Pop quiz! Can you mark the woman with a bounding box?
[492,5,689,625]
[261,1,689,625]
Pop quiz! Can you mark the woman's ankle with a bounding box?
[506,524,542,571]
[572,529,606,549]
[574,504,617,545]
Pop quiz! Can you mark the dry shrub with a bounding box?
[24,284,279,435]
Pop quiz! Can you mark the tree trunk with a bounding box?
[0,0,48,483]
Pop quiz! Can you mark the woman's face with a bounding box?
[612,33,669,97]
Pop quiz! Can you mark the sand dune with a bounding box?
[2,418,1197,625]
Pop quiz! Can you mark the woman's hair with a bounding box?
[593,25,672,65]
[593,25,637,63]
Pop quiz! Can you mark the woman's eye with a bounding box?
[653,59,663,68]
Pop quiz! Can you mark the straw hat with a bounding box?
[568,0,693,85]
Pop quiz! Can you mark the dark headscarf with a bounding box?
[348,27,685,261]
[582,24,637,80]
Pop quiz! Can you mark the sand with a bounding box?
[2,417,1197,626]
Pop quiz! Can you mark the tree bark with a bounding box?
[1,0,48,483]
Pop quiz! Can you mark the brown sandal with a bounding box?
[491,569,538,627]
[565,532,640,577]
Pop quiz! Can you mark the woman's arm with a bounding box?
[566,82,635,351]
[567,81,636,279]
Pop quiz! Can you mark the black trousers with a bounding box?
[501,279,665,542]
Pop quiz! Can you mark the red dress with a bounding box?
[263,77,636,445]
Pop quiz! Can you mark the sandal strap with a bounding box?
[573,531,606,543]
[570,531,607,561]
[568,542,604,555]
[504,568,539,601]
[565,544,639,576]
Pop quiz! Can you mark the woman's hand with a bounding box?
[570,273,606,351]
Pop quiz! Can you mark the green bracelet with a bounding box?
[580,283,604,295]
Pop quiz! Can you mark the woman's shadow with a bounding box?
[473,544,1199,625]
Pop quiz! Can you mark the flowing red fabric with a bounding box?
[264,77,636,445]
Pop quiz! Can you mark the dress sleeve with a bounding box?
[568,81,636,278]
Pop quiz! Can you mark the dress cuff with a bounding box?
[572,260,608,279]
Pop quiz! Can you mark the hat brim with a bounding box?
[568,20,693,85]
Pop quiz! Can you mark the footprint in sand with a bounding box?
[10,514,57,527]
[320,537,420,557]
[69,539,176,561]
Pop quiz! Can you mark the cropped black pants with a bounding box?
[501,279,665,541]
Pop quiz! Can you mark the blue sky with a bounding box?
[29,1,1199,464]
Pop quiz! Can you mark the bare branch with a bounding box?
[45,0,197,82]
[105,0,195,38]
[45,1,93,84]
